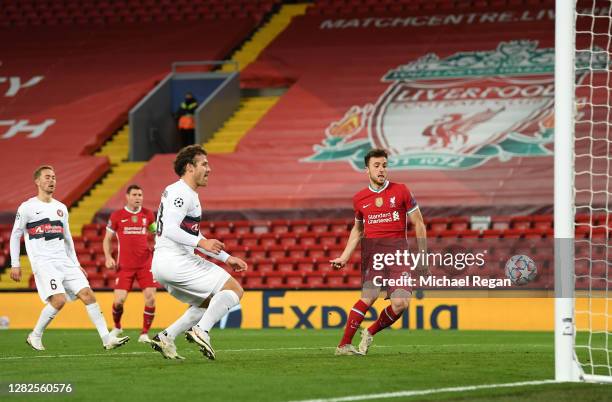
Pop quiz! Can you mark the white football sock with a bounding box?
[32,304,59,337]
[85,303,110,343]
[165,306,206,340]
[196,290,240,333]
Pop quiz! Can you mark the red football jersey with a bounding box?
[107,207,155,268]
[353,181,418,238]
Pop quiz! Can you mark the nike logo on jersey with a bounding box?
[35,211,42,214]
[121,219,128,222]
[362,204,371,209]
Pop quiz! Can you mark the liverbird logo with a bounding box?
[304,40,607,170]
[422,108,504,151]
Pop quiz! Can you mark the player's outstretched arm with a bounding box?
[102,229,116,270]
[330,220,364,269]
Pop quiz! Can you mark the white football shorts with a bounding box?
[31,259,90,303]
[151,251,231,306]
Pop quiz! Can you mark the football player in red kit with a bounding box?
[330,149,428,355]
[103,185,157,343]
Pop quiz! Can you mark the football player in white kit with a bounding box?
[150,145,247,360]
[9,165,130,351]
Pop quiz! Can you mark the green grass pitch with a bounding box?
[0,329,609,401]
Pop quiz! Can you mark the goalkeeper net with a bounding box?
[572,0,612,383]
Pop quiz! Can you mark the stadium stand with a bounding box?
[46,213,609,290]
[0,0,279,27]
[0,1,281,286]
[0,5,265,218]
[104,0,565,217]
[2,0,608,294]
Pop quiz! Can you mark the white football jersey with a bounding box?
[10,197,79,268]
[154,179,202,255]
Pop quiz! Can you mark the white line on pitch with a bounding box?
[0,343,550,361]
[287,380,559,402]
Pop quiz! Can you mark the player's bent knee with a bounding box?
[222,277,243,299]
[391,299,410,312]
[77,287,97,304]
[48,294,66,309]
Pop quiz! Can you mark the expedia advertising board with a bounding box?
[0,291,605,331]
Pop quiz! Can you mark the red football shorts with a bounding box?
[114,265,157,291]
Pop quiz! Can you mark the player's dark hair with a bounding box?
[364,149,388,167]
[126,184,142,194]
[174,145,207,177]
[33,165,55,181]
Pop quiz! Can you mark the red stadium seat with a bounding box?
[532,215,553,230]
[346,274,362,288]
[260,233,278,247]
[504,229,524,239]
[296,257,315,272]
[255,261,275,274]
[268,245,286,259]
[310,221,329,233]
[449,218,469,231]
[491,216,511,231]
[89,278,106,289]
[89,242,104,255]
[249,245,267,260]
[270,219,290,234]
[429,217,449,232]
[511,217,532,230]
[222,237,241,249]
[213,222,233,236]
[319,232,339,247]
[265,272,284,288]
[245,273,264,288]
[308,247,327,259]
[276,258,295,273]
[234,221,251,235]
[287,245,307,259]
[291,220,309,234]
[305,273,325,288]
[82,223,101,238]
[330,219,350,233]
[299,233,318,247]
[279,233,298,247]
[241,233,259,247]
[285,273,304,288]
[326,271,345,287]
[229,246,248,259]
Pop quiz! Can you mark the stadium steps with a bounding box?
[70,124,144,235]
[221,3,310,72]
[205,97,279,153]
[0,256,31,288]
[69,163,145,235]
[96,124,129,165]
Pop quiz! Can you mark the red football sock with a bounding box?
[339,300,370,346]
[142,306,155,334]
[368,304,402,336]
[112,303,123,329]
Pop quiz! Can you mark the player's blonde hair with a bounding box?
[33,165,55,181]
